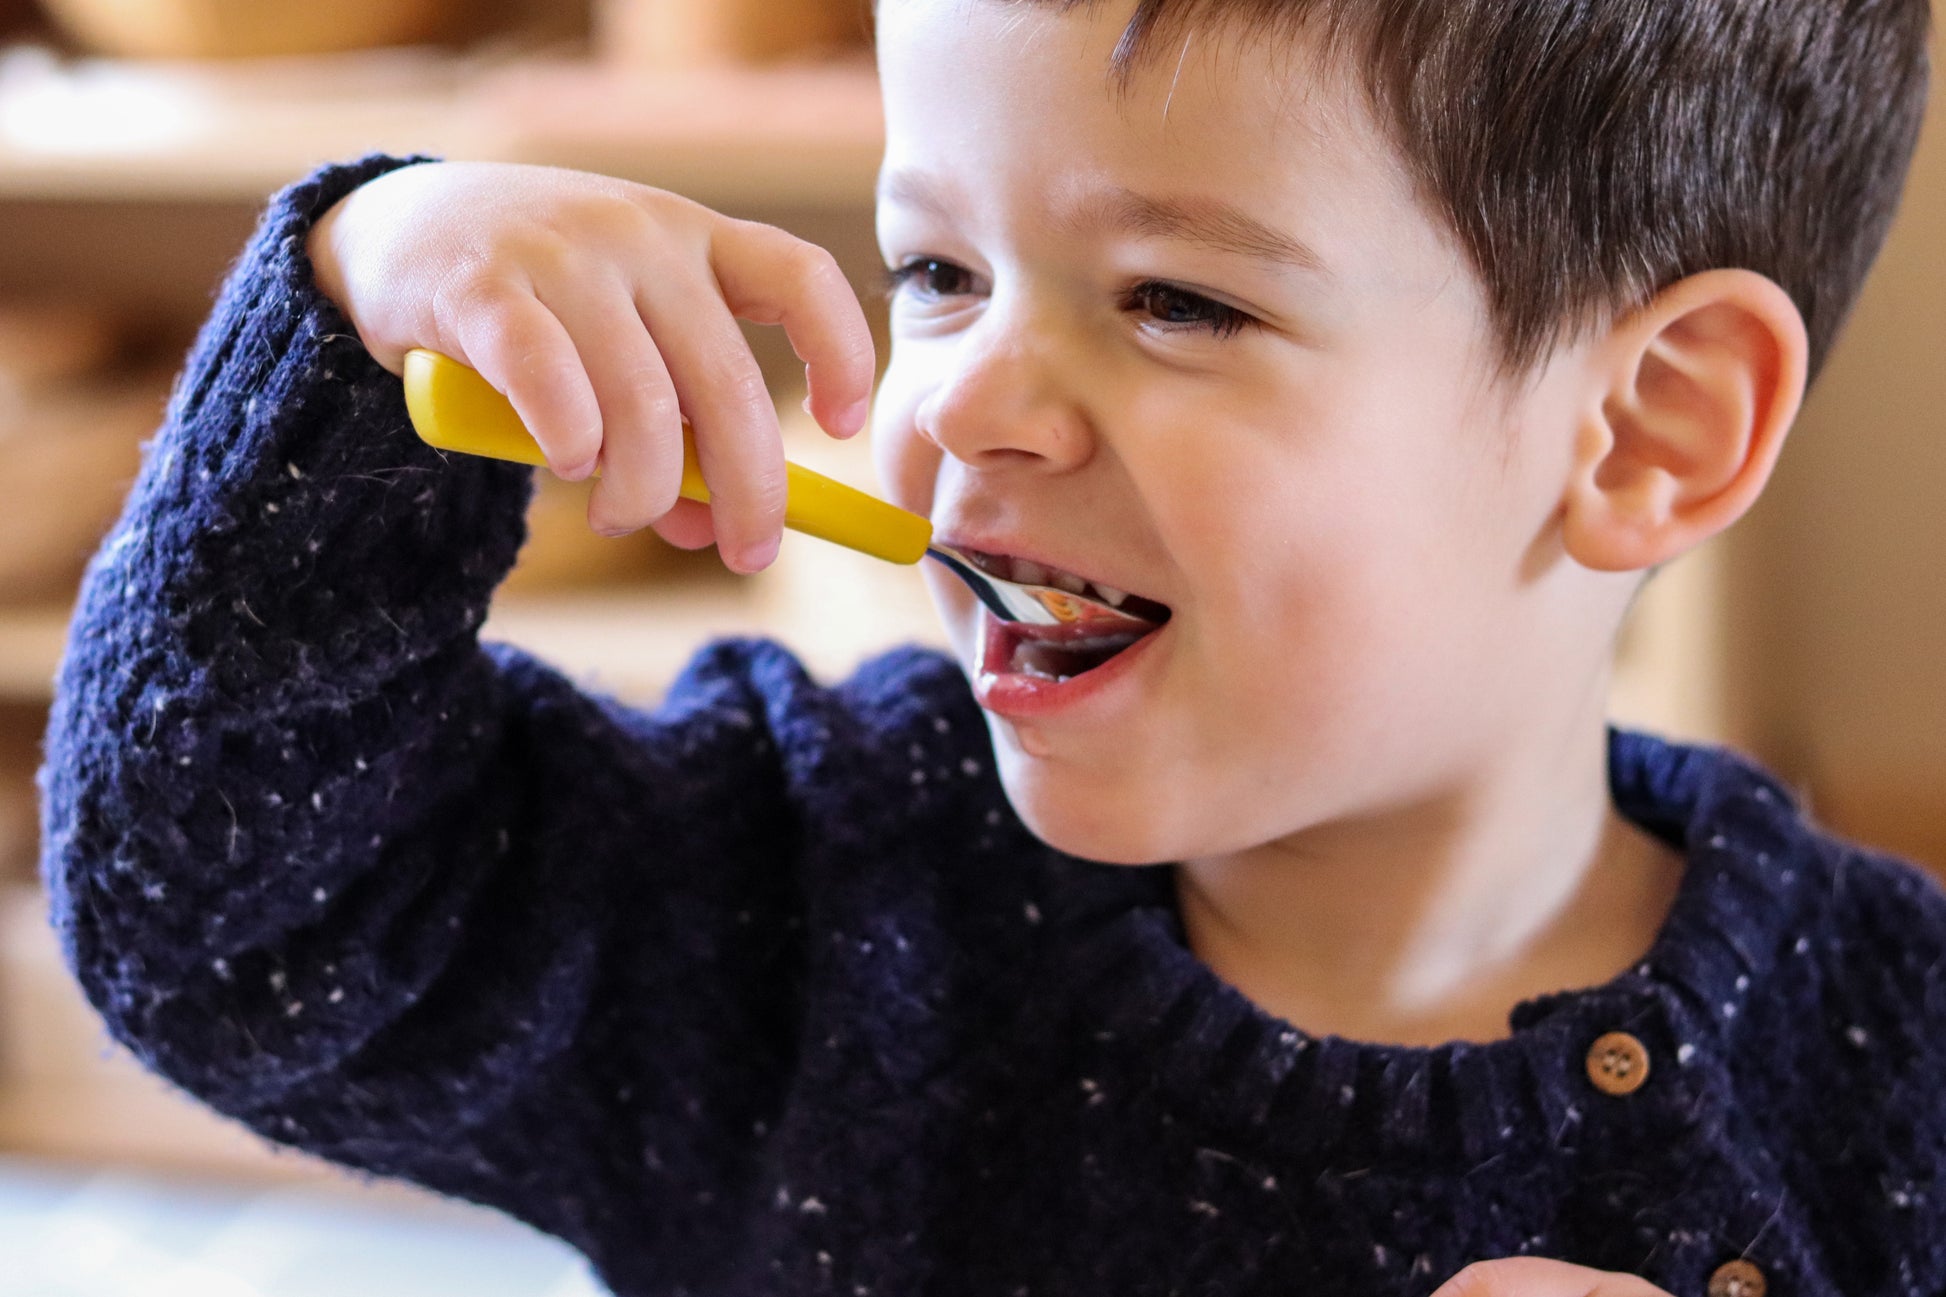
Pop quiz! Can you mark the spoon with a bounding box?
[401,350,1166,634]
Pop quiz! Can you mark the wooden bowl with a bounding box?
[37,0,457,59]
[597,0,870,67]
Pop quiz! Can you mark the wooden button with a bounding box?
[1707,1258,1767,1297]
[1585,1031,1651,1095]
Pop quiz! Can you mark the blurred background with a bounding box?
[0,1,1937,1293]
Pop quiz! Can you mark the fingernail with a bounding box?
[740,535,781,571]
[841,397,872,436]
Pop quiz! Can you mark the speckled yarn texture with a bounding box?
[35,156,1946,1297]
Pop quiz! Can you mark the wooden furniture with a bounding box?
[37,0,460,59]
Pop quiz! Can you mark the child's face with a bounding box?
[871,0,1603,865]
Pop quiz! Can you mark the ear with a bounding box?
[1559,269,1809,573]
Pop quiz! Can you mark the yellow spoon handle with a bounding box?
[401,348,932,566]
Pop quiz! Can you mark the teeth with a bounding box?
[986,551,1144,611]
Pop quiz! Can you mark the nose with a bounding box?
[914,304,1096,474]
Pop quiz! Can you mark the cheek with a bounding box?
[1151,417,1467,713]
[868,374,942,518]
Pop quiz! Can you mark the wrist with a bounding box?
[305,192,357,322]
[292,155,439,376]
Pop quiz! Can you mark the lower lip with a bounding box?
[972,610,1167,719]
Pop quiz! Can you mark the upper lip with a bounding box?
[932,529,1170,611]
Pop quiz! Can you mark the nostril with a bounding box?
[915,373,1095,469]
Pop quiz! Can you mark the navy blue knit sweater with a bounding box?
[37,156,1946,1297]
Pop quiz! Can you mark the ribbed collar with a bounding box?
[1038,724,1822,1165]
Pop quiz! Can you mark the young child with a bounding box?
[36,0,1938,1293]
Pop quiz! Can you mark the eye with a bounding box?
[1125,280,1256,339]
[882,258,981,302]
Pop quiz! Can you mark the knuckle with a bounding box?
[789,241,847,294]
[704,357,772,413]
[619,372,682,429]
[508,343,577,390]
[495,223,562,272]
[584,503,634,537]
[586,491,650,537]
[514,369,602,458]
[427,261,507,338]
[520,362,599,443]
[593,443,685,527]
[730,466,790,528]
[723,213,785,247]
[561,188,650,246]
[629,189,719,258]
[639,447,685,518]
[755,469,790,517]
[630,181,707,222]
[642,487,682,525]
[644,387,683,429]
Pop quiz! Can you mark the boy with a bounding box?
[38,0,1938,1293]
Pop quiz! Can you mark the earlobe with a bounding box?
[1560,269,1809,573]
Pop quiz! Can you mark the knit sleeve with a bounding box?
[1759,840,1946,1291]
[36,156,820,1266]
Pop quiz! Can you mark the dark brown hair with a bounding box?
[944,0,1933,382]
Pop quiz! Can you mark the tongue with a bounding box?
[1010,631,1146,680]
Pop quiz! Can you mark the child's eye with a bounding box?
[882,258,980,302]
[1124,280,1256,339]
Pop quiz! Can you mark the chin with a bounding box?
[990,742,1185,866]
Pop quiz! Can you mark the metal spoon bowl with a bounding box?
[924,544,1168,634]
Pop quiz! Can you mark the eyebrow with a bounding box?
[876,169,1329,276]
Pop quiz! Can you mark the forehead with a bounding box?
[876,0,1349,157]
[872,0,1425,263]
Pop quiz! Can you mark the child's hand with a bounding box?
[1430,1258,1681,1297]
[305,160,877,572]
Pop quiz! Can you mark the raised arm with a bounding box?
[36,154,877,1269]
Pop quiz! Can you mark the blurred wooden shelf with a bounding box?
[0,574,799,713]
[0,881,324,1185]
[478,56,884,205]
[1607,535,1733,746]
[0,887,557,1213]
[481,543,944,706]
[0,569,944,710]
[0,603,68,703]
[0,44,883,206]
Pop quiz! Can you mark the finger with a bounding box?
[1430,1258,1675,1297]
[636,281,787,574]
[710,217,877,440]
[445,283,604,482]
[537,283,687,538]
[648,498,717,550]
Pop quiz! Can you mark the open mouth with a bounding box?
[963,548,1172,683]
[991,621,1152,681]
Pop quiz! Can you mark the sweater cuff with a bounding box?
[96,152,536,705]
[167,151,436,434]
